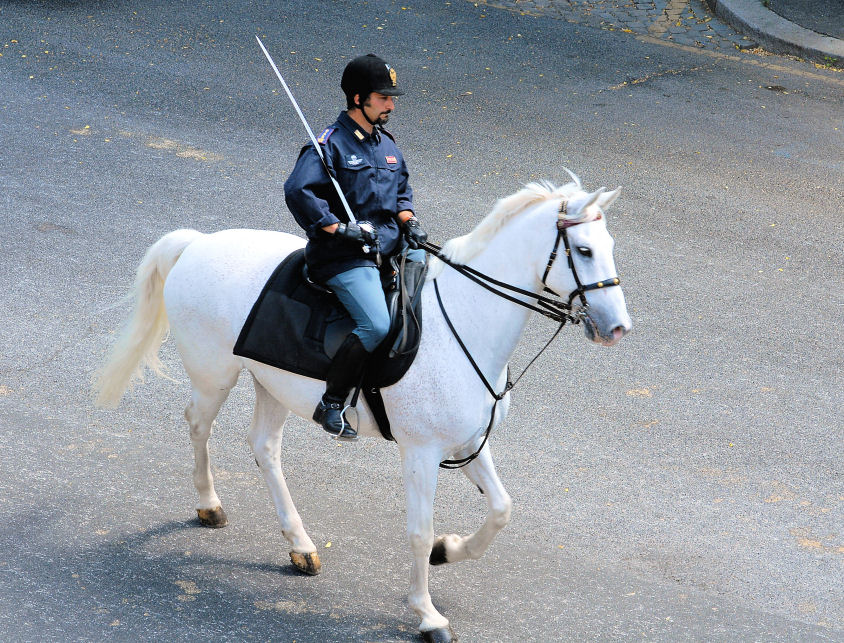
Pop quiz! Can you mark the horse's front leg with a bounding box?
[402,447,455,642]
[430,445,512,566]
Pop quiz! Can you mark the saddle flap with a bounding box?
[233,248,427,390]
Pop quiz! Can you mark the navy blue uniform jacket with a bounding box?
[284,111,414,283]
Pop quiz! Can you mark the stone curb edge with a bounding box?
[705,0,844,65]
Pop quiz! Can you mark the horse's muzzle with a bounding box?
[583,315,631,346]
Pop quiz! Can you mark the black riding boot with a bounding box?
[313,333,369,439]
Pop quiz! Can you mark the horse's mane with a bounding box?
[428,179,596,278]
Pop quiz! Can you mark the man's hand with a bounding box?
[401,217,427,249]
[334,222,379,251]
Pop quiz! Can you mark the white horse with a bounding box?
[94,178,631,642]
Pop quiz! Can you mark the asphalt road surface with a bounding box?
[1,1,841,641]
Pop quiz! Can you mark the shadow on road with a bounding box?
[1,512,416,641]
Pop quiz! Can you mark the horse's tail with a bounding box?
[93,229,204,408]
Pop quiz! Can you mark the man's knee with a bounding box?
[358,313,390,351]
[371,314,391,343]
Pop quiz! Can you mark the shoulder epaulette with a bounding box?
[316,127,335,144]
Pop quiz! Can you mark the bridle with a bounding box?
[421,197,621,468]
[540,199,621,311]
[423,198,621,327]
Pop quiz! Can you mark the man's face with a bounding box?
[360,92,395,125]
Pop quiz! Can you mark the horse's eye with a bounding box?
[576,246,592,257]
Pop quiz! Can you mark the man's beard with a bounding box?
[367,108,390,126]
[362,99,391,126]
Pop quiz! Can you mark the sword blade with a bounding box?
[255,35,356,223]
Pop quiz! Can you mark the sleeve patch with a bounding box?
[317,127,335,144]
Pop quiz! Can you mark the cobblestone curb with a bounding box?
[476,0,757,51]
[705,0,844,65]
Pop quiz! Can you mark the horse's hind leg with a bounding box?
[185,383,235,528]
[430,446,512,566]
[247,375,320,575]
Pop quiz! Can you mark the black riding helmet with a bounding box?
[341,54,404,110]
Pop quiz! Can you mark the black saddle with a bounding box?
[233,248,427,440]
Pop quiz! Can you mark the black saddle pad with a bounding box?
[233,248,425,390]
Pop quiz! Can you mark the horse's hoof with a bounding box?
[421,626,457,642]
[290,551,321,576]
[197,506,228,528]
[429,537,448,566]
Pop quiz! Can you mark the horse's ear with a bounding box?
[597,186,621,211]
[569,187,605,217]
[562,167,582,188]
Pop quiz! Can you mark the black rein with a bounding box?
[419,210,621,470]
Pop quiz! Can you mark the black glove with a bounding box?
[335,222,378,252]
[401,217,428,249]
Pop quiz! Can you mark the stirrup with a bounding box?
[336,404,359,442]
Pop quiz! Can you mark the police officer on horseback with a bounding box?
[284,54,427,439]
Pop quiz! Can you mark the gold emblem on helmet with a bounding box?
[388,66,397,87]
